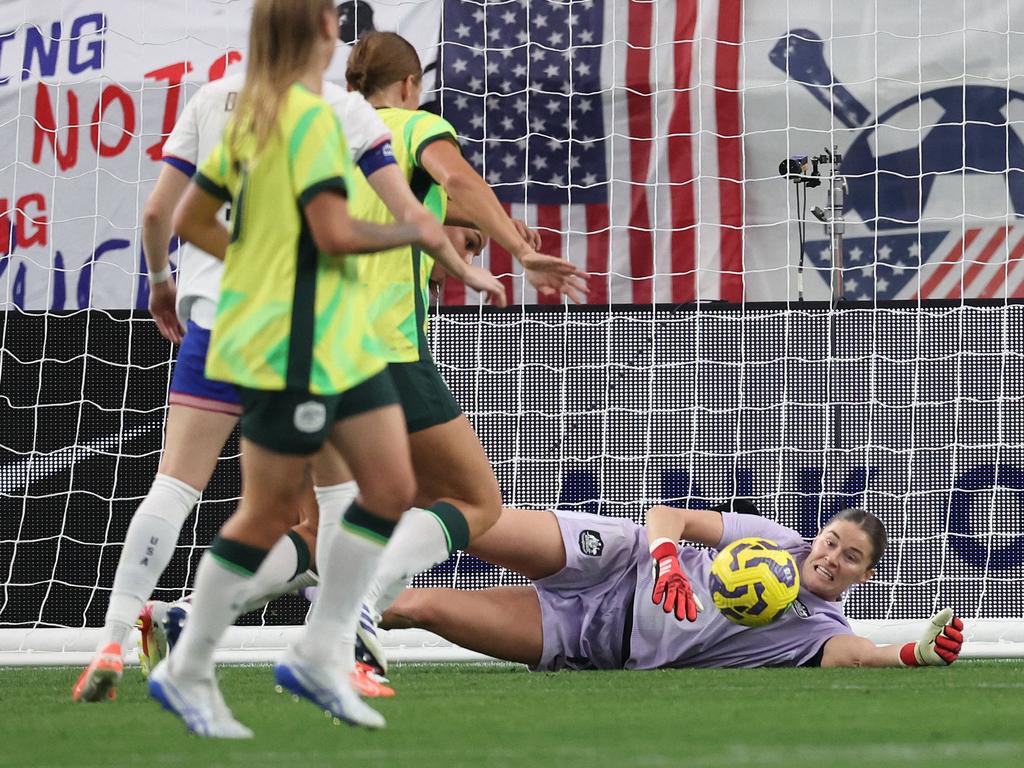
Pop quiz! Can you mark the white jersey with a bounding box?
[161,73,391,328]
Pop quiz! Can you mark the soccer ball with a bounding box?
[708,537,800,627]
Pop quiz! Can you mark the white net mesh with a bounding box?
[2,1,1024,659]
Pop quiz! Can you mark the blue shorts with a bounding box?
[168,321,242,416]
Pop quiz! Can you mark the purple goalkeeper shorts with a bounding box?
[531,510,644,672]
[168,320,242,416]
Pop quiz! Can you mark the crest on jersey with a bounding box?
[294,401,327,434]
[579,530,604,556]
[791,598,811,619]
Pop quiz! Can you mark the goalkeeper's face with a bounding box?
[801,520,875,601]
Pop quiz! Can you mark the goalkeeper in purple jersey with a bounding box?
[382,504,964,670]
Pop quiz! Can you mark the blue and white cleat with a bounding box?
[273,647,386,729]
[355,602,388,680]
[162,598,192,652]
[148,661,253,739]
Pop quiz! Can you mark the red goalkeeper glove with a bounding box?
[650,538,703,622]
[899,608,964,666]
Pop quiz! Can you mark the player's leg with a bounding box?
[383,586,543,666]
[465,506,567,581]
[74,319,241,702]
[365,360,502,613]
[151,434,310,737]
[232,482,319,616]
[275,371,413,728]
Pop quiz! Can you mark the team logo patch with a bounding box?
[791,598,811,618]
[293,401,327,434]
[578,530,604,556]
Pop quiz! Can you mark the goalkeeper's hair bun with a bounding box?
[346,31,422,96]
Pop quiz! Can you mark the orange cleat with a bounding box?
[72,642,123,702]
[350,661,395,698]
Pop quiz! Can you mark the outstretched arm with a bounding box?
[143,164,191,343]
[421,140,588,303]
[364,163,506,306]
[644,505,725,550]
[821,609,965,668]
[644,506,723,624]
[174,184,417,261]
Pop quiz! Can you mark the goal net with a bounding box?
[3,0,1024,664]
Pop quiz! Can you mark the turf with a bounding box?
[1,662,1022,768]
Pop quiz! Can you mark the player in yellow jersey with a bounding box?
[142,0,466,738]
[321,32,589,653]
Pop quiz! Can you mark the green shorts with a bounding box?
[389,358,461,433]
[238,369,399,455]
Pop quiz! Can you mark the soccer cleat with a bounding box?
[351,661,395,698]
[148,662,253,739]
[355,602,388,679]
[161,599,192,653]
[72,642,124,702]
[136,601,170,678]
[273,647,386,729]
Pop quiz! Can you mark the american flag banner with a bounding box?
[437,0,744,305]
[801,228,1024,301]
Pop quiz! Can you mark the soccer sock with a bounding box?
[294,501,396,668]
[367,502,470,614]
[235,531,315,615]
[167,536,268,679]
[101,473,201,650]
[313,481,359,577]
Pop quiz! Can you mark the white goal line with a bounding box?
[1,620,1023,667]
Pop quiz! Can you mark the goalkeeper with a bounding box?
[381,504,964,670]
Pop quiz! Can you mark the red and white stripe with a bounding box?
[445,0,744,306]
[908,226,1024,299]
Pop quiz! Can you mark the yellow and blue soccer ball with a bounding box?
[708,537,800,627]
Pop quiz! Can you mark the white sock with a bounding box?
[295,502,393,669]
[367,508,451,614]
[235,532,311,615]
[167,539,267,679]
[313,481,359,574]
[101,473,200,649]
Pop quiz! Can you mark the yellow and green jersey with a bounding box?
[195,83,386,395]
[345,107,459,362]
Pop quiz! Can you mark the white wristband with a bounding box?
[649,537,676,555]
[149,265,172,284]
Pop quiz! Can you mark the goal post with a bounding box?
[3,0,1024,664]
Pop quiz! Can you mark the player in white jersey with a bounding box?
[380,505,964,671]
[72,66,502,704]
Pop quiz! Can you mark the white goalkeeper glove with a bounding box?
[899,607,964,666]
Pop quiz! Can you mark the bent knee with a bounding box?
[358,474,416,518]
[383,589,445,631]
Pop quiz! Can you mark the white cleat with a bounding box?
[273,647,386,730]
[356,602,389,679]
[148,662,253,739]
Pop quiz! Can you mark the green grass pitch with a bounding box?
[1,662,1022,768]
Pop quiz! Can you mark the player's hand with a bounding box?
[900,608,964,666]
[149,279,184,344]
[650,539,703,622]
[461,264,509,308]
[511,219,542,250]
[518,253,589,304]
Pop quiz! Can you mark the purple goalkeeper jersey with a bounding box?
[625,512,853,669]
